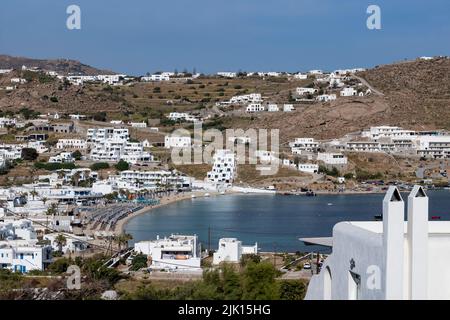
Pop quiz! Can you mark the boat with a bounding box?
[305,190,317,197]
[374,214,382,221]
[431,216,441,220]
[204,193,210,197]
[191,194,196,199]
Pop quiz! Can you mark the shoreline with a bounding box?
[115,191,224,234]
[113,188,447,236]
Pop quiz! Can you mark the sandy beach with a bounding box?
[114,191,222,234]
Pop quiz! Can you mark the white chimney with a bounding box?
[407,185,428,299]
[383,186,405,300]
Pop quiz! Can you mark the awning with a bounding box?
[299,237,333,247]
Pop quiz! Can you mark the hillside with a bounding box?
[227,57,450,141]
[0,55,115,75]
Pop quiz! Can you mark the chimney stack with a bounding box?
[407,185,428,299]
[383,186,405,300]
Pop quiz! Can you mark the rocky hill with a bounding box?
[0,55,114,75]
[228,57,450,141]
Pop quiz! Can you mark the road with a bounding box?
[354,75,384,96]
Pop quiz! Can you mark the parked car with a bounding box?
[303,262,311,270]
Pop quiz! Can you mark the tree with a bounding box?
[114,233,133,251]
[241,261,279,300]
[130,254,148,271]
[90,162,110,171]
[71,150,82,161]
[115,160,130,172]
[21,148,38,161]
[54,234,67,253]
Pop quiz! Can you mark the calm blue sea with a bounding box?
[124,190,450,252]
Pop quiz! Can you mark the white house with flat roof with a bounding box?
[290,138,319,154]
[134,234,201,270]
[317,153,348,166]
[305,186,450,300]
[213,238,258,265]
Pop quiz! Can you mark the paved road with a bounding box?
[354,75,384,96]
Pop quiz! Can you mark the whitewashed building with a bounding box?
[283,104,295,112]
[48,152,75,163]
[207,149,237,184]
[246,103,265,113]
[213,238,258,265]
[317,153,348,165]
[316,94,337,102]
[267,104,279,112]
[340,87,358,97]
[296,87,318,96]
[164,136,192,149]
[56,139,87,150]
[290,138,319,154]
[134,235,201,270]
[305,186,450,300]
[298,163,319,174]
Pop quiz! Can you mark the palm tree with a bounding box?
[114,233,133,251]
[55,234,67,253]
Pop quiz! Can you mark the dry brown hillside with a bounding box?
[0,55,114,75]
[227,57,450,141]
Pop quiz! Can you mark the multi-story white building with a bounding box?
[415,136,450,159]
[290,138,319,154]
[361,126,416,140]
[0,117,16,128]
[246,103,265,113]
[164,136,192,149]
[113,170,190,190]
[293,73,308,80]
[346,141,381,153]
[213,238,258,265]
[167,112,201,123]
[134,234,201,270]
[229,93,262,104]
[317,153,348,165]
[87,128,129,143]
[56,139,87,150]
[0,241,52,273]
[207,149,237,184]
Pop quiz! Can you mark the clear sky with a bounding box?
[1,0,449,75]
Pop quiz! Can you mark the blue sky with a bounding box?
[0,0,449,75]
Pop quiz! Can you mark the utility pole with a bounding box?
[208,226,211,253]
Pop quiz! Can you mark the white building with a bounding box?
[346,141,381,153]
[0,241,52,273]
[0,117,16,128]
[290,138,319,154]
[340,87,358,97]
[10,78,27,84]
[298,163,319,173]
[207,149,237,184]
[134,234,201,270]
[229,93,262,104]
[293,73,308,80]
[361,126,416,140]
[44,233,91,253]
[56,139,87,150]
[267,104,279,112]
[317,153,348,165]
[217,72,237,78]
[283,104,295,112]
[246,103,265,113]
[316,94,337,102]
[48,152,75,163]
[213,238,258,265]
[305,186,450,300]
[141,74,170,82]
[296,87,318,96]
[164,136,192,149]
[114,170,190,190]
[129,122,147,128]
